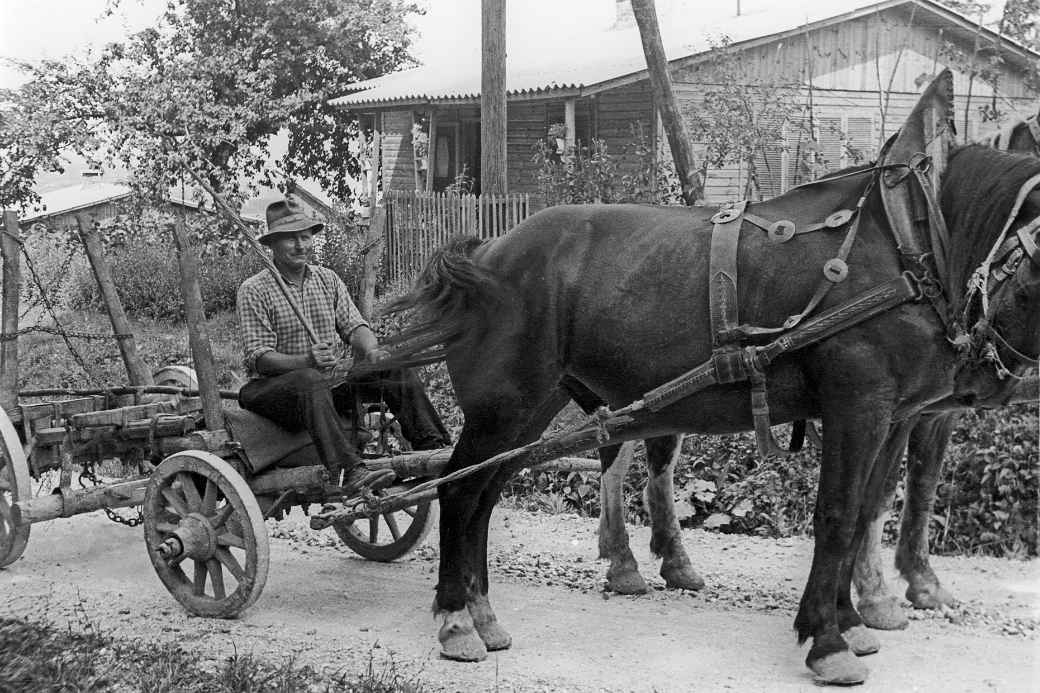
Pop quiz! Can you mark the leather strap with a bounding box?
[709,201,747,347]
[742,209,855,243]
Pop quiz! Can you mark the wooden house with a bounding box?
[333,0,1038,206]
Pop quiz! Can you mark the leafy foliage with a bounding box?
[532,124,683,206]
[1,0,421,211]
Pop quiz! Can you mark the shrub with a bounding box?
[65,228,266,321]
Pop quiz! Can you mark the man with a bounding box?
[236,197,450,494]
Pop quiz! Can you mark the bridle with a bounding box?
[959,171,1040,377]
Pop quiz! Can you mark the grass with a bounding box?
[0,617,429,693]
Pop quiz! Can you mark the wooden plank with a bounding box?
[76,213,154,387]
[1,211,21,412]
[168,216,222,432]
[70,400,179,428]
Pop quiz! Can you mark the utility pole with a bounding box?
[631,0,702,205]
[481,0,507,195]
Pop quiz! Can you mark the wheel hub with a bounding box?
[163,512,217,561]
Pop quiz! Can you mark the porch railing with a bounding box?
[384,190,532,284]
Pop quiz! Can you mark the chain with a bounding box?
[19,244,77,320]
[0,325,134,341]
[79,460,144,527]
[18,244,99,384]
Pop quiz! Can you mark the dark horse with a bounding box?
[594,104,1040,631]
[383,74,1040,684]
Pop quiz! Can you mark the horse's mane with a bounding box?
[942,144,1040,294]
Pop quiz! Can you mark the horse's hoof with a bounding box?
[661,564,705,591]
[438,610,488,662]
[606,569,649,595]
[842,625,880,656]
[808,650,869,685]
[906,582,956,610]
[474,620,512,651]
[857,596,909,630]
[467,595,512,651]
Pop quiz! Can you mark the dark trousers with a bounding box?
[238,367,450,473]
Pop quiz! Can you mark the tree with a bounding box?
[0,0,422,211]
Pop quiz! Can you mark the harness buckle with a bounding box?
[767,220,796,244]
[711,207,742,224]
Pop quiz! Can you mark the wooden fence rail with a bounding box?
[385,190,531,284]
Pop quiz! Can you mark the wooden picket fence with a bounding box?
[384,190,532,283]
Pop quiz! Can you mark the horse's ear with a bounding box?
[880,68,956,188]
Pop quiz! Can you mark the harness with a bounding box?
[640,150,1040,459]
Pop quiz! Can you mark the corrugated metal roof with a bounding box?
[21,182,133,223]
[331,0,1035,108]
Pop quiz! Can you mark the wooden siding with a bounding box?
[672,8,1034,99]
[381,110,416,193]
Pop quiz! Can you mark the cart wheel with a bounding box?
[153,365,198,389]
[334,498,438,562]
[143,451,269,618]
[0,407,30,568]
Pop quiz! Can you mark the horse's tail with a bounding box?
[378,235,506,367]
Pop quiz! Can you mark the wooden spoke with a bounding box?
[161,486,191,518]
[402,505,418,518]
[368,517,378,544]
[177,472,203,512]
[384,512,402,541]
[201,478,218,515]
[211,503,234,529]
[193,561,207,596]
[216,532,245,549]
[207,559,226,600]
[214,547,245,581]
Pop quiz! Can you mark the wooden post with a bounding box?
[1,211,21,411]
[359,113,384,318]
[167,217,222,432]
[426,109,438,193]
[75,213,154,386]
[481,0,508,195]
[630,0,702,205]
[564,98,576,150]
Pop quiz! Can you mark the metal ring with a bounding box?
[825,210,853,228]
[823,258,849,283]
[711,208,741,224]
[767,220,796,244]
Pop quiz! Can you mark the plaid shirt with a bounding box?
[237,265,369,378]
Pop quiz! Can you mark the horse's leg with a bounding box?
[796,398,891,685]
[897,412,959,610]
[598,441,650,594]
[837,420,915,658]
[435,427,499,662]
[645,434,704,590]
[436,380,569,661]
[853,419,915,630]
[463,389,571,652]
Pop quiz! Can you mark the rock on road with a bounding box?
[1,507,1037,692]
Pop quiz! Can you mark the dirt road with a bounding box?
[1,507,1037,692]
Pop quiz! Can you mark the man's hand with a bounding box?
[365,346,391,365]
[309,342,337,370]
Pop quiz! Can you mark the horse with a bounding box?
[594,106,1040,629]
[381,72,1040,684]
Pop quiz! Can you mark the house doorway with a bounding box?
[432,125,458,191]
